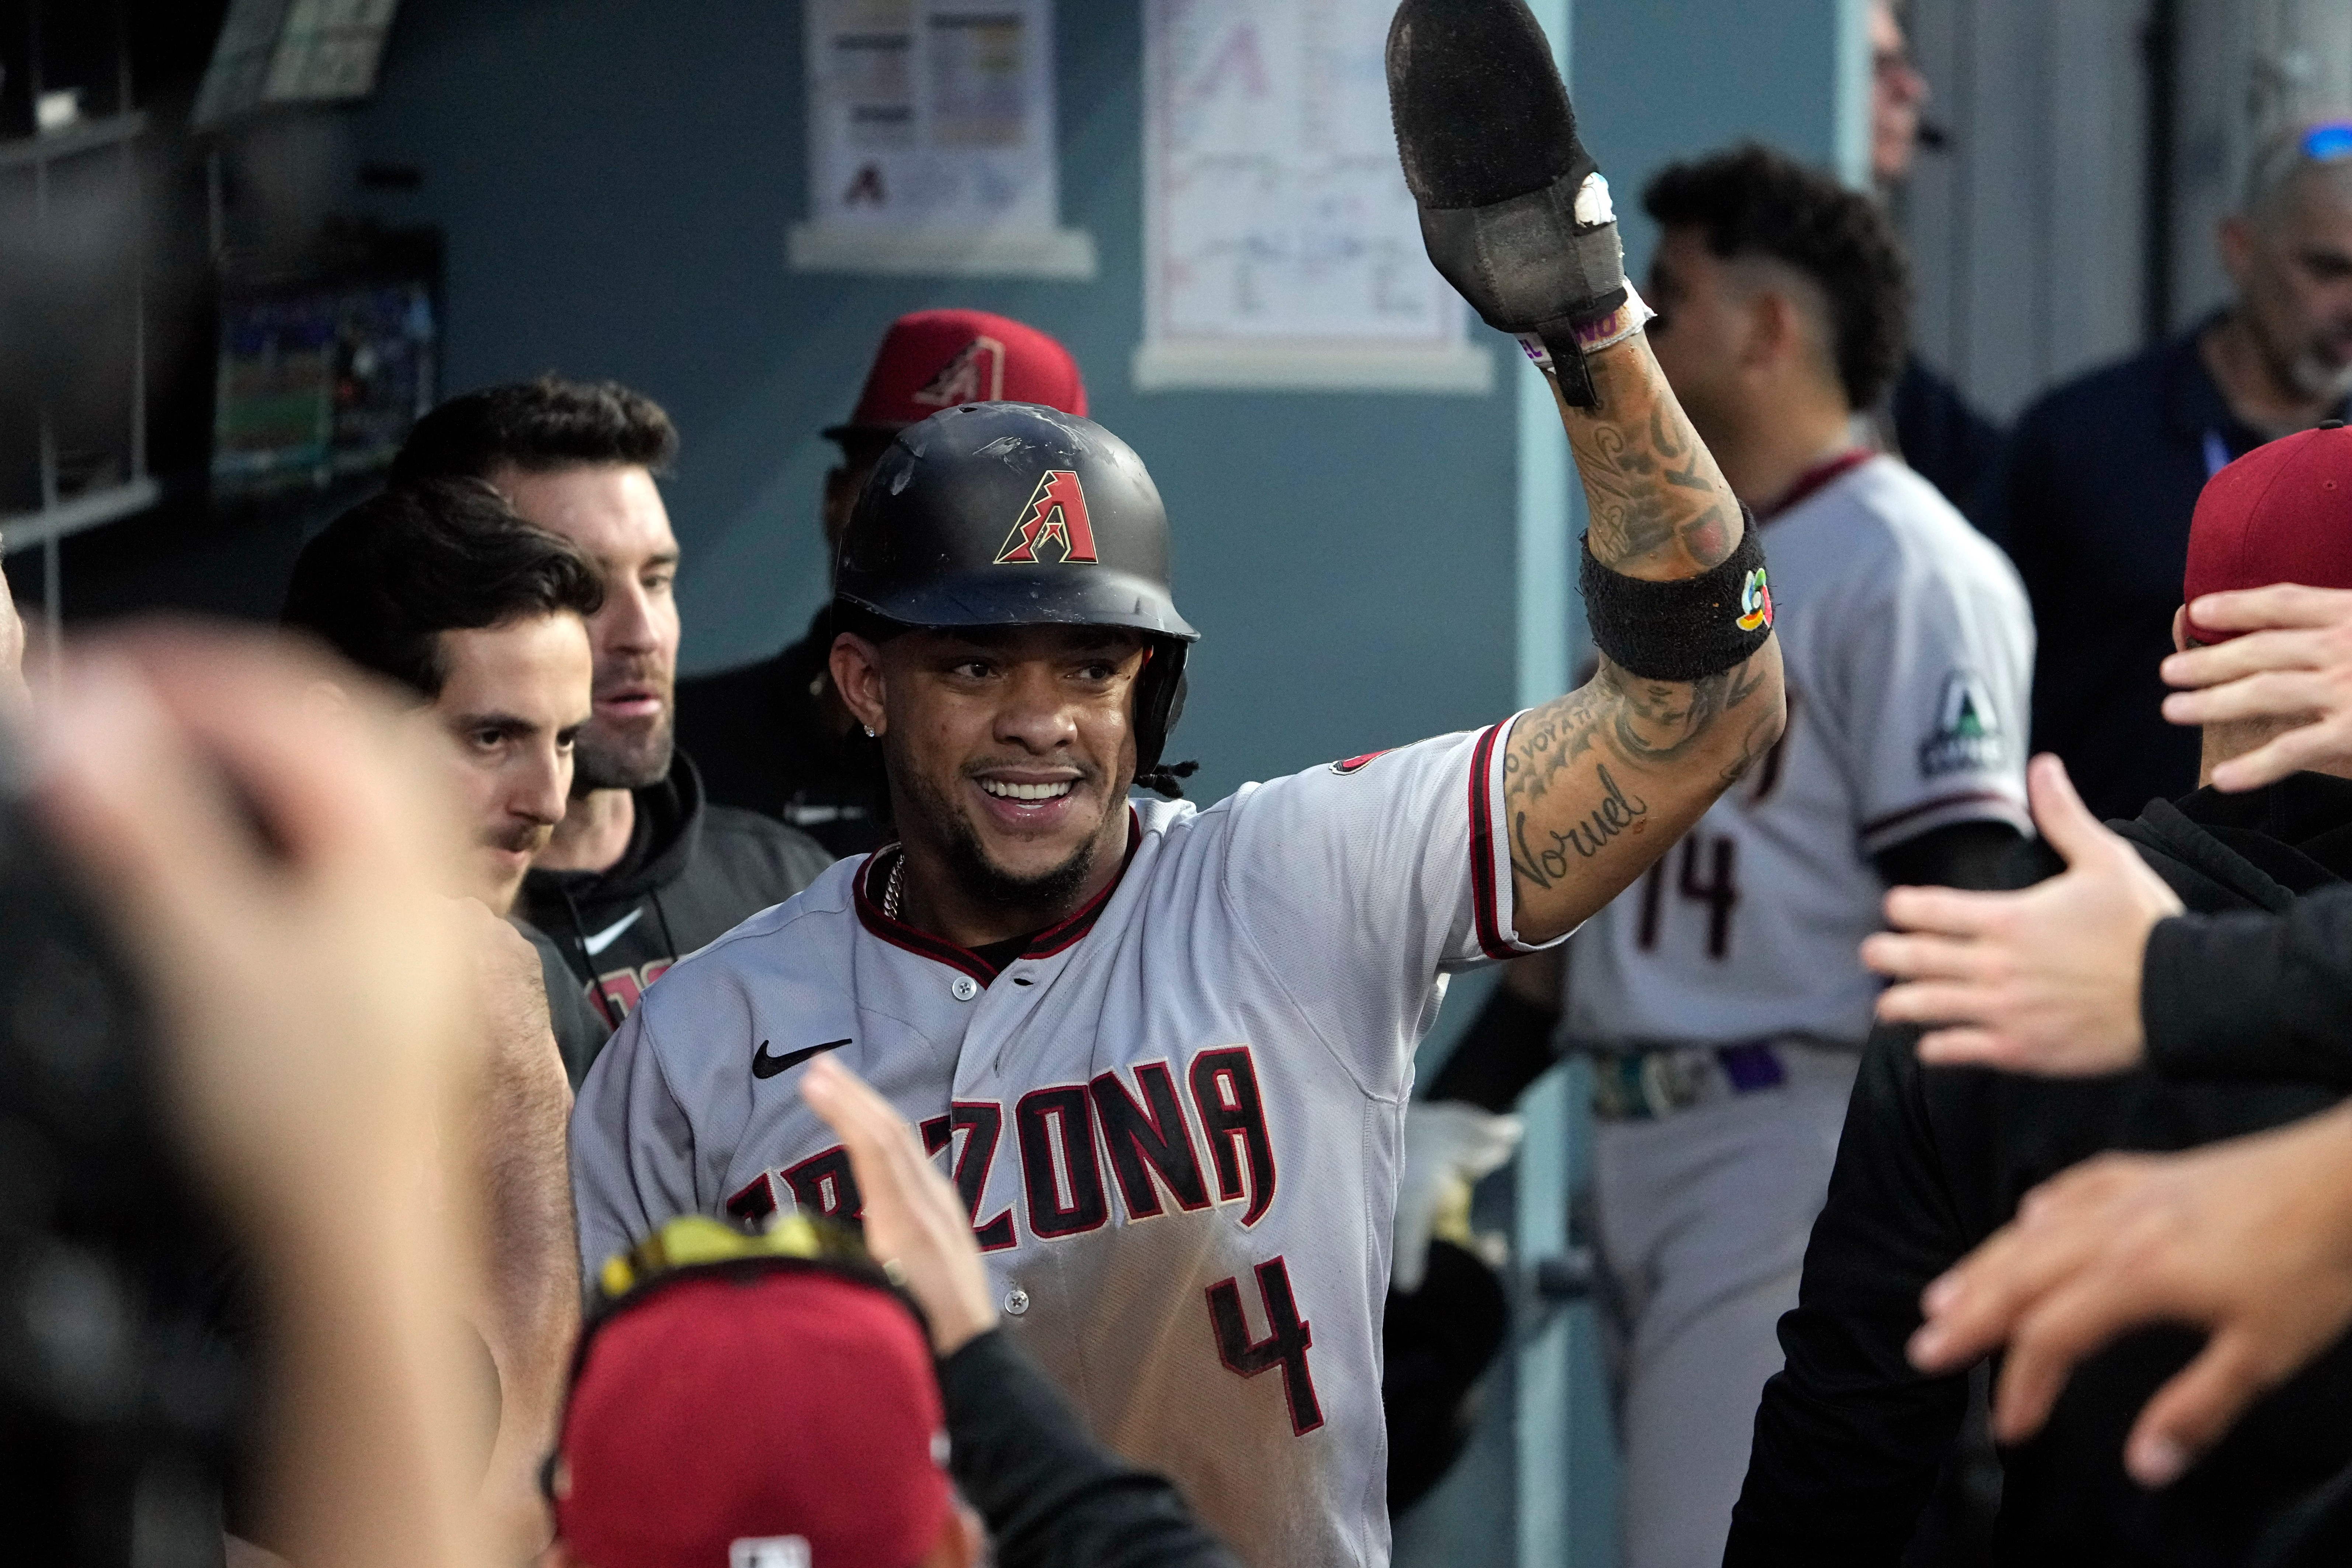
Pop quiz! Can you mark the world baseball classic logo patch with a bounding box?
[995,469,1099,565]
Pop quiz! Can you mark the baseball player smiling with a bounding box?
[570,5,1789,1562]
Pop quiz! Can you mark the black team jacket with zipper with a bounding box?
[1727,773,2352,1567]
[519,752,833,1082]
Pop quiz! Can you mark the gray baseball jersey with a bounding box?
[569,722,1557,1568]
[1567,452,2034,1048]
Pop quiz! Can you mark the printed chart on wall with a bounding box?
[1137,0,1492,393]
[791,0,1095,278]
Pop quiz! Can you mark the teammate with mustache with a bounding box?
[393,379,835,1052]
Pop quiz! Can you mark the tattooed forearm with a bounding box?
[1605,656,1773,766]
[1499,682,1609,806]
[1500,651,1773,822]
[1498,643,1784,937]
[1718,710,1786,787]
[1510,764,1651,890]
[1557,336,1741,577]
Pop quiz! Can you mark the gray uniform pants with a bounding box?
[1591,1044,1858,1568]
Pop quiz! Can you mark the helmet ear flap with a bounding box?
[1135,639,1190,780]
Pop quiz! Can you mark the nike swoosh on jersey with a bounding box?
[752,1038,850,1080]
[580,906,645,957]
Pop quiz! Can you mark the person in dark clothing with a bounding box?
[673,310,1091,856]
[1904,1102,2352,1568]
[1981,126,2352,822]
[519,921,614,1086]
[516,749,830,1033]
[395,377,835,1047]
[1887,355,2003,514]
[1731,766,2352,1561]
[1870,422,2352,1085]
[1725,756,2352,1566]
[1866,0,2005,513]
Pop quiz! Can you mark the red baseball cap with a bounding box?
[825,309,1086,442]
[552,1267,953,1568]
[2185,420,2352,642]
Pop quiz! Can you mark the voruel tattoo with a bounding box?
[1512,764,1650,889]
[1501,650,1777,892]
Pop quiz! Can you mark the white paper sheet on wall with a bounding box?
[791,0,1095,278]
[1137,0,1492,393]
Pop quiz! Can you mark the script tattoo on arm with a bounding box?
[1502,651,1779,895]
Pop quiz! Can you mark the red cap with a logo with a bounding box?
[551,1269,952,1568]
[826,309,1087,442]
[2185,420,2352,643]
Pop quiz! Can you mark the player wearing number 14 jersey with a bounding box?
[572,12,1799,1565]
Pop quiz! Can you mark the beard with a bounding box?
[575,709,674,791]
[896,759,1104,920]
[2287,342,2352,404]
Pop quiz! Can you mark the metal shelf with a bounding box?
[0,110,148,170]
[1,478,162,552]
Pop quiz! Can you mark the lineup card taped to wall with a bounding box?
[1136,0,1488,392]
[795,0,1092,275]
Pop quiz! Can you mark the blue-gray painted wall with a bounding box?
[350,0,1521,810]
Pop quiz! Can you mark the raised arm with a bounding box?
[1505,339,1783,939]
[1388,0,1784,942]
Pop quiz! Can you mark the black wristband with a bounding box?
[1579,516,1773,681]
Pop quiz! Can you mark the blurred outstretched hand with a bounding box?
[1862,754,2181,1076]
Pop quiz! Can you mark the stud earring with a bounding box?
[863,725,877,738]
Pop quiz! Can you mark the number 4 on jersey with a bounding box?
[1206,1256,1324,1435]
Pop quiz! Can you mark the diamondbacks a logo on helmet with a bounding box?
[912,336,1005,409]
[996,470,1099,565]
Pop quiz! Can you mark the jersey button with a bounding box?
[950,974,980,1002]
[1004,1287,1030,1316]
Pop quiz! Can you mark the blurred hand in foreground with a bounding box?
[1908,1103,2352,1489]
[2161,585,2352,791]
[801,1052,999,1356]
[0,537,26,720]
[1863,754,2181,1075]
[32,625,491,1568]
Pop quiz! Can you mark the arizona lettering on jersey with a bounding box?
[570,724,1561,1568]
[1568,454,2033,1050]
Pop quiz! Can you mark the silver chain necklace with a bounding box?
[884,851,906,921]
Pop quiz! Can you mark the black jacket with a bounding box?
[1978,326,2349,823]
[1726,776,2352,1567]
[514,917,612,1089]
[673,607,892,859]
[1887,354,2003,518]
[517,753,833,1057]
[2146,887,2352,1093]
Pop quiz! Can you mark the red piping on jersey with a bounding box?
[1467,722,1512,960]
[853,808,1143,983]
[1758,448,1874,524]
[1858,788,2025,842]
